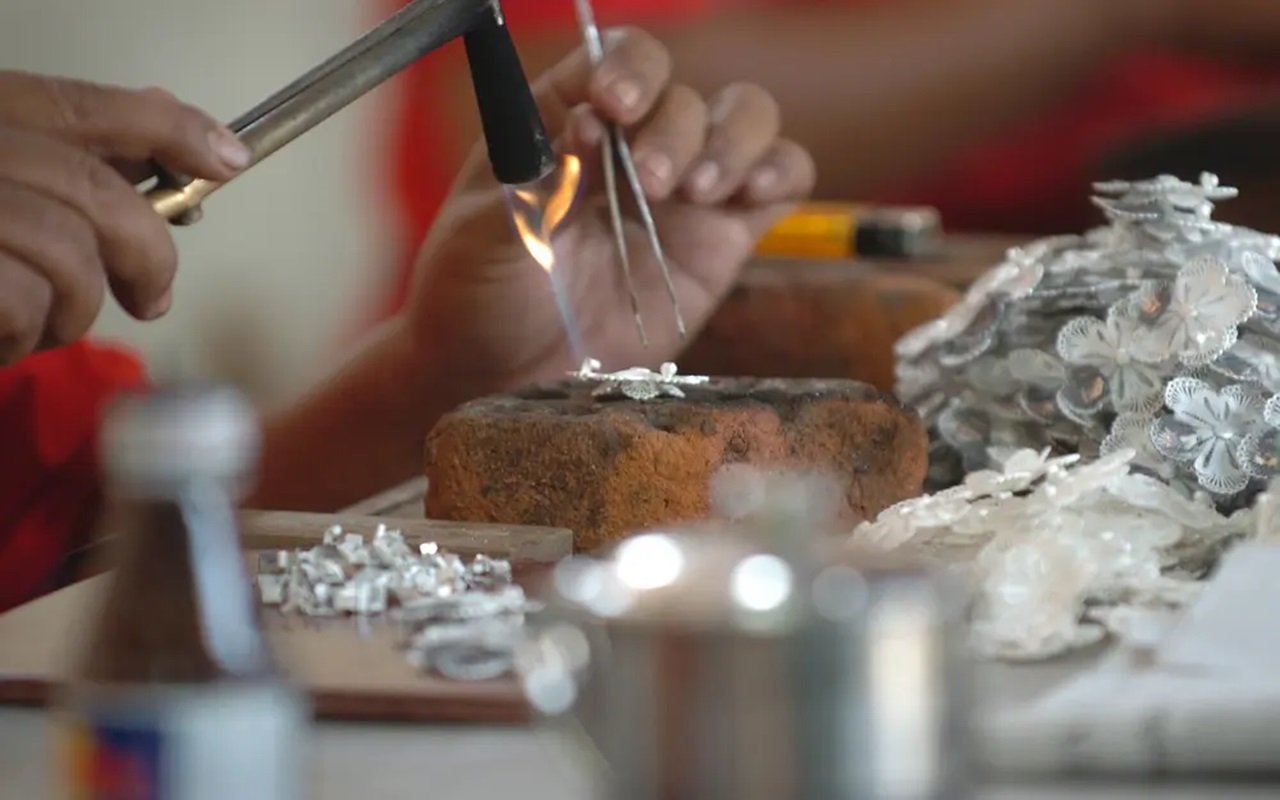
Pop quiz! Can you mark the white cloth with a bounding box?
[979,545,1280,776]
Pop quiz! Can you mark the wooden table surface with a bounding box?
[0,495,1273,795]
[0,510,571,724]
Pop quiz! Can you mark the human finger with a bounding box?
[682,82,781,205]
[0,72,250,179]
[0,128,176,319]
[537,27,672,133]
[0,251,54,365]
[734,138,817,207]
[0,181,104,345]
[626,84,708,200]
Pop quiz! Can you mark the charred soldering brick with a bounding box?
[424,376,927,552]
[680,264,961,393]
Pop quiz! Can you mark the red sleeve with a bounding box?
[0,341,148,612]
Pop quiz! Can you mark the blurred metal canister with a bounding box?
[516,475,972,800]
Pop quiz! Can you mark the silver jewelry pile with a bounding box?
[874,173,1280,659]
[852,447,1254,660]
[897,173,1280,510]
[257,524,540,681]
[573,357,709,400]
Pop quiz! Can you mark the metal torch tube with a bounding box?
[147,0,493,223]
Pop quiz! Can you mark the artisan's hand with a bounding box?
[0,71,250,364]
[408,28,815,396]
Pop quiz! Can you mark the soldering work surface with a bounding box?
[0,513,572,725]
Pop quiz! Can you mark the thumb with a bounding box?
[0,72,249,180]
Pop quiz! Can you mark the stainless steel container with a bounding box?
[516,481,972,800]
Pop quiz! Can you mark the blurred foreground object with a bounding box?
[517,470,972,800]
[895,173,1280,511]
[56,388,308,800]
[980,543,1280,777]
[755,202,943,261]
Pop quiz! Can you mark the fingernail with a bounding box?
[576,113,606,146]
[208,128,251,170]
[640,152,673,191]
[750,166,778,194]
[689,161,720,195]
[608,79,641,110]
[146,289,173,320]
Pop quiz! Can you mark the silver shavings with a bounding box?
[897,173,1280,511]
[257,524,540,681]
[572,356,709,400]
[851,447,1254,661]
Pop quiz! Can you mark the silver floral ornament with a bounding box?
[1124,258,1257,366]
[895,173,1280,509]
[1100,412,1191,493]
[1236,394,1280,480]
[1148,378,1265,495]
[1055,309,1165,416]
[572,357,709,401]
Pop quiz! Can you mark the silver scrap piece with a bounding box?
[256,523,534,681]
[895,172,1280,511]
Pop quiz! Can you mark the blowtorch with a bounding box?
[145,0,554,225]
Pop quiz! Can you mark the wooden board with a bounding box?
[0,513,573,725]
[237,510,569,567]
[337,476,429,519]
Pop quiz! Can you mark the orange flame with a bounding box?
[509,154,583,274]
[505,153,587,359]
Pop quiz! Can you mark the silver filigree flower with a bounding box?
[936,297,1006,366]
[895,255,1040,363]
[1055,309,1166,416]
[1091,173,1235,240]
[1230,250,1280,330]
[1210,335,1280,393]
[1149,377,1267,495]
[1005,349,1062,415]
[969,254,1045,300]
[573,358,709,401]
[1236,394,1280,480]
[1126,258,1257,365]
[896,295,1004,364]
[1101,413,1202,498]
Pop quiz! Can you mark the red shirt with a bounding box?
[0,341,147,612]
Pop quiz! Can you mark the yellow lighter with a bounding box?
[755,202,942,260]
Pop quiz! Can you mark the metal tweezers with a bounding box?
[571,0,685,347]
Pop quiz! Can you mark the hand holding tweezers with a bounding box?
[571,0,686,346]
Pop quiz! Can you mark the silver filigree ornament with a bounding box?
[573,357,709,400]
[896,173,1280,508]
[851,448,1253,660]
[257,524,541,681]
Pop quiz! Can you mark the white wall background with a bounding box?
[0,0,395,402]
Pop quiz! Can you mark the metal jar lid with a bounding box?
[518,472,973,799]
